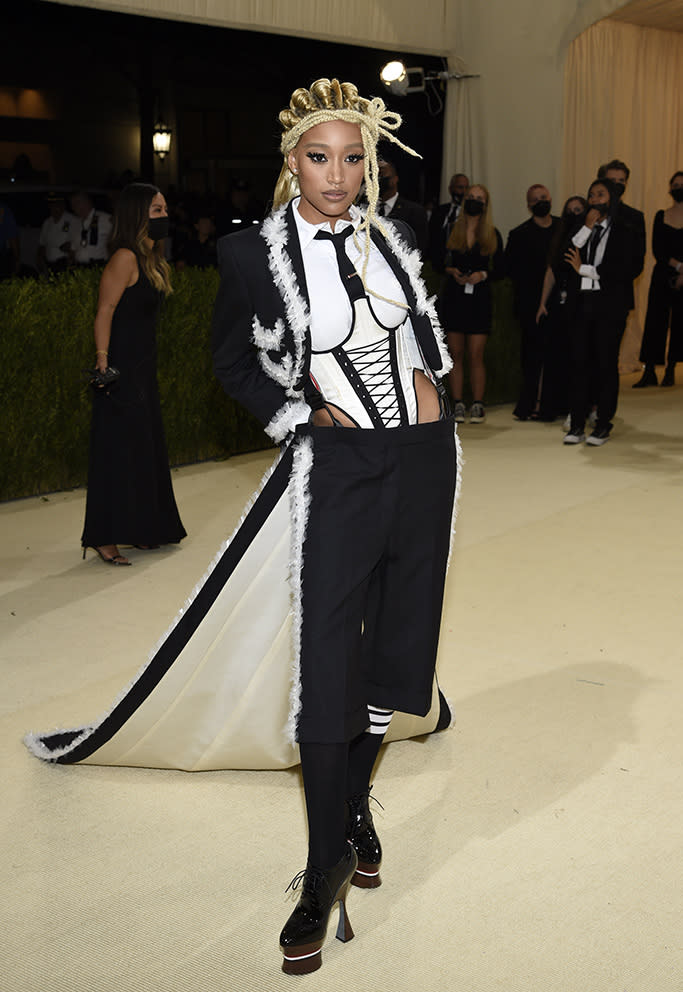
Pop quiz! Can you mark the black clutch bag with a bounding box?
[83,366,121,390]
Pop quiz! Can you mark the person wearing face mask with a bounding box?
[634,170,683,388]
[376,157,429,256]
[428,172,469,274]
[533,196,587,421]
[562,179,642,446]
[505,184,560,420]
[596,160,646,342]
[440,183,504,423]
[81,182,186,565]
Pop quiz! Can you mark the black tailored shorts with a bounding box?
[293,417,457,744]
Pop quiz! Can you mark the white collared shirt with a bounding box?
[71,207,112,263]
[39,211,78,262]
[379,192,399,218]
[572,220,611,291]
[291,198,409,352]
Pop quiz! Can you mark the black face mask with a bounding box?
[531,201,551,218]
[565,209,585,225]
[378,175,393,194]
[464,199,484,217]
[671,188,683,203]
[451,191,464,204]
[611,182,626,200]
[147,216,170,241]
[593,201,610,215]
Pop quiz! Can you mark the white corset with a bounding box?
[309,298,427,429]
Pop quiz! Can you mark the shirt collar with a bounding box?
[292,196,362,250]
[382,192,399,214]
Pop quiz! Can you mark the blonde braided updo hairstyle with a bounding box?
[273,78,421,292]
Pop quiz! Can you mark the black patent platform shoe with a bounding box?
[346,788,383,889]
[280,845,357,975]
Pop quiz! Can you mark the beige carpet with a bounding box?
[2,373,682,991]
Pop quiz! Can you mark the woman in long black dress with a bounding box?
[439,183,503,424]
[81,183,186,565]
[634,170,683,388]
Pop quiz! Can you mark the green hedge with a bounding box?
[0,266,521,502]
[0,267,271,502]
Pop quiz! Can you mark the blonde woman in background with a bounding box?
[439,183,503,423]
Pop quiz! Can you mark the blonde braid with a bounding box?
[273,78,421,298]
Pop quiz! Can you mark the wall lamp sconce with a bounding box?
[379,60,478,97]
[152,121,172,159]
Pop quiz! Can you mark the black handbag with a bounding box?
[83,366,121,390]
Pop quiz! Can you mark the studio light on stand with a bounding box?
[379,59,479,113]
[152,122,172,160]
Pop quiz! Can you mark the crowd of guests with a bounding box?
[3,158,681,447]
[0,180,265,278]
[428,160,683,446]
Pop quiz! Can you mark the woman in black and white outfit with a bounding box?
[212,78,460,974]
[563,178,642,446]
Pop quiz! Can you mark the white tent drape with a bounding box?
[562,18,683,368]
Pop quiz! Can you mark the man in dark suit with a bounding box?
[596,159,646,373]
[428,172,469,273]
[377,158,429,257]
[505,184,560,419]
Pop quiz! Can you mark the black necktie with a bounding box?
[587,224,604,265]
[314,226,365,303]
[378,201,387,217]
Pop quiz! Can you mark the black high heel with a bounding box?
[632,365,658,388]
[82,546,131,566]
[280,845,357,975]
[346,788,383,888]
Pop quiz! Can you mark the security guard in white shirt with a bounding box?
[70,190,112,265]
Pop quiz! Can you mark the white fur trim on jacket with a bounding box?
[261,208,310,396]
[382,220,453,377]
[251,316,285,350]
[286,435,314,744]
[265,398,310,443]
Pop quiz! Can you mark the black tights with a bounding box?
[299,730,385,868]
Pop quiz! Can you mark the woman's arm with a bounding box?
[93,249,137,371]
[212,236,308,441]
[536,266,556,322]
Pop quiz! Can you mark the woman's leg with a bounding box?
[468,333,488,403]
[299,741,349,868]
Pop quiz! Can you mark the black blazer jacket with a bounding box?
[567,215,643,318]
[212,201,451,442]
[617,201,646,310]
[386,195,429,257]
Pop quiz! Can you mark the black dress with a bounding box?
[639,211,683,364]
[81,260,186,548]
[439,230,504,334]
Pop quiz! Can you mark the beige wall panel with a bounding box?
[440,0,630,238]
[41,0,451,53]
[562,18,683,368]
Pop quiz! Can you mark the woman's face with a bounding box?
[149,192,168,218]
[287,120,364,227]
[565,198,585,217]
[670,175,683,196]
[588,184,610,208]
[465,186,487,208]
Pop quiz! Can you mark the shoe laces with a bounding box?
[285,865,333,898]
